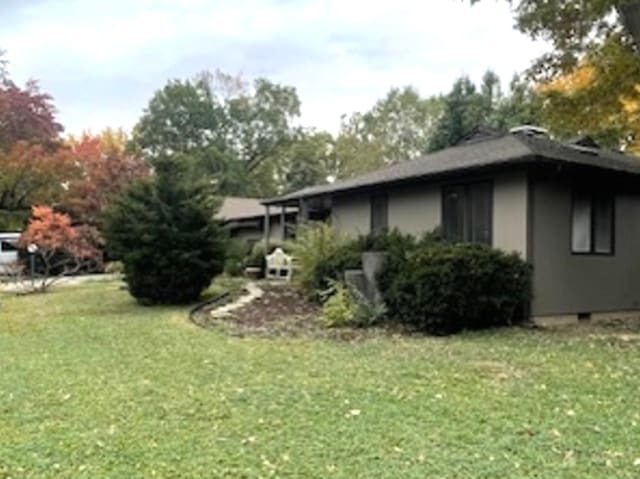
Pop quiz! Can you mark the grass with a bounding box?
[1,282,640,478]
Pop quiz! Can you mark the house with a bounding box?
[264,127,640,324]
[216,197,297,244]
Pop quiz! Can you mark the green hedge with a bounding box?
[379,242,532,335]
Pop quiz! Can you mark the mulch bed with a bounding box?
[193,282,386,340]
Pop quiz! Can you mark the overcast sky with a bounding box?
[1,0,547,135]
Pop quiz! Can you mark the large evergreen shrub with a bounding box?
[379,242,532,335]
[104,158,226,304]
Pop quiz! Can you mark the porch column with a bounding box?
[280,205,286,240]
[298,198,309,223]
[264,205,271,252]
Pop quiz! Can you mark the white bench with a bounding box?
[265,248,293,281]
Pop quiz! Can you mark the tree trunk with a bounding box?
[618,0,640,51]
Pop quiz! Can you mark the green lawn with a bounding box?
[2,282,640,478]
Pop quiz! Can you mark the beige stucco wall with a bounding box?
[493,171,528,258]
[229,216,286,244]
[331,193,371,236]
[330,171,529,259]
[531,177,640,316]
[387,183,441,235]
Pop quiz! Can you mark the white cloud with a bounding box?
[1,0,548,134]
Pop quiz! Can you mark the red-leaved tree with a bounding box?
[64,130,149,226]
[0,78,62,149]
[17,206,102,292]
[0,56,70,229]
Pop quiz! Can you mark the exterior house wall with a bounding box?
[331,194,371,236]
[387,183,441,235]
[492,171,528,258]
[329,171,529,258]
[228,216,286,244]
[531,176,640,316]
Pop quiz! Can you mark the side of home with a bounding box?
[216,197,296,244]
[265,129,640,323]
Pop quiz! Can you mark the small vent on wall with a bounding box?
[577,312,592,321]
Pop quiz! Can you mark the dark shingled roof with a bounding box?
[264,132,640,205]
[217,197,296,220]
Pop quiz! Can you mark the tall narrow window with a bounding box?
[442,185,465,242]
[571,193,592,253]
[572,191,614,254]
[442,181,492,245]
[370,193,388,233]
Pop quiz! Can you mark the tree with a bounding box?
[332,86,443,178]
[63,130,149,227]
[0,142,78,229]
[255,130,337,194]
[104,156,227,304]
[0,78,62,150]
[342,87,443,164]
[470,0,640,151]
[333,127,387,178]
[537,61,640,151]
[470,0,640,72]
[0,56,70,229]
[17,206,102,292]
[132,71,301,196]
[428,72,541,151]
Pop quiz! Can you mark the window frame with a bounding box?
[441,180,493,246]
[370,192,389,234]
[570,190,615,256]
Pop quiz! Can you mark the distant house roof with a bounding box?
[216,197,297,221]
[264,130,640,205]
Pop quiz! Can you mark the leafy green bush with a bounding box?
[290,226,425,298]
[379,242,532,335]
[320,280,386,328]
[104,261,124,274]
[320,281,358,328]
[290,222,349,293]
[224,238,251,276]
[104,159,227,305]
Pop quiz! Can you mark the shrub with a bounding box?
[320,280,386,328]
[17,206,103,292]
[104,261,124,274]
[351,228,419,255]
[224,238,251,276]
[320,281,358,327]
[379,242,532,335]
[104,159,227,305]
[290,226,424,298]
[289,222,349,293]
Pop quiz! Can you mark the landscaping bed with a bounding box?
[194,282,383,339]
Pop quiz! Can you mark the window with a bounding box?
[442,181,492,245]
[370,193,388,233]
[571,191,614,254]
[0,240,18,252]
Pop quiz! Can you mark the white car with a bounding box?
[0,233,20,268]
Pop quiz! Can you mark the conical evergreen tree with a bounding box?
[104,154,226,304]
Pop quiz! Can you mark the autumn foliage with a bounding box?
[0,60,72,230]
[64,130,149,226]
[18,206,102,291]
[0,141,78,210]
[0,78,62,148]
